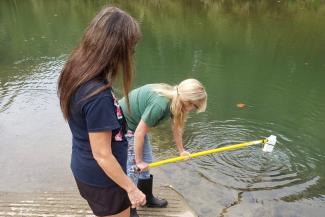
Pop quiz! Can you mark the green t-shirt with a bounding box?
[119,84,171,131]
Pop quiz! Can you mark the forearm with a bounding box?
[174,135,185,153]
[172,123,185,153]
[89,131,137,194]
[96,154,136,193]
[134,131,145,163]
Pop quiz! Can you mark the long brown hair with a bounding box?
[58,6,141,120]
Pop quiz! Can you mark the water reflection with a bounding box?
[1,0,325,216]
[0,57,64,113]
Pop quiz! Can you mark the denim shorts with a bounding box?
[126,131,152,184]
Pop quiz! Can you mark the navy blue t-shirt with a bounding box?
[68,80,128,187]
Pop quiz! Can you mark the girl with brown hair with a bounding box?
[58,6,145,217]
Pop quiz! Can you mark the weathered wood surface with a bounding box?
[0,185,197,217]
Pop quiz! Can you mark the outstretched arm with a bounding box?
[171,120,190,157]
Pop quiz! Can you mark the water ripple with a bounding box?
[0,56,65,113]
[185,118,320,196]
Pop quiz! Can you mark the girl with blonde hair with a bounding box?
[119,78,207,217]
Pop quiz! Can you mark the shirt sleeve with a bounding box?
[141,103,166,127]
[82,95,120,132]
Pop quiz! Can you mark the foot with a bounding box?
[146,196,168,208]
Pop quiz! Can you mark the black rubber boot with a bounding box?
[130,208,139,217]
[137,174,168,208]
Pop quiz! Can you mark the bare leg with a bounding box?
[102,206,130,217]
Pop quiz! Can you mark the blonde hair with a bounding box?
[152,78,207,130]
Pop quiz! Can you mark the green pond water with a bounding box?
[1,1,325,216]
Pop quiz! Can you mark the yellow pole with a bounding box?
[148,139,266,169]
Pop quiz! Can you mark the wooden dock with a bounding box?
[0,185,197,217]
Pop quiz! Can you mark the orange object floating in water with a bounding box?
[236,103,246,108]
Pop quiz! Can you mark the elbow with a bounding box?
[134,129,146,138]
[93,151,111,165]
